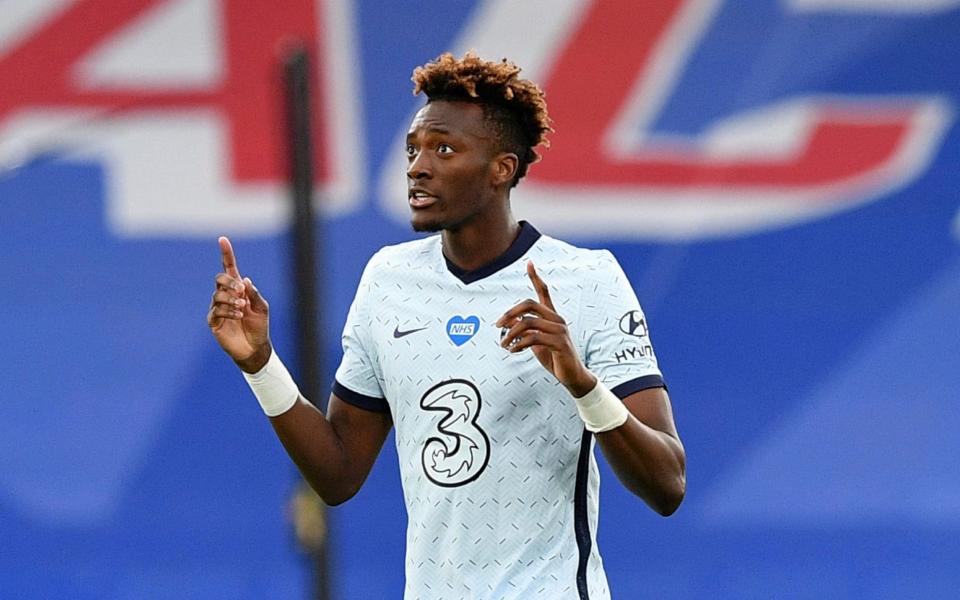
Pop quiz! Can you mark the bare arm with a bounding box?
[497,261,685,516]
[595,387,685,515]
[270,394,392,505]
[207,236,391,505]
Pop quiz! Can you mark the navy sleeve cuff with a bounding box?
[610,374,667,399]
[332,380,390,413]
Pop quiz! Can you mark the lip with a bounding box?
[408,188,438,209]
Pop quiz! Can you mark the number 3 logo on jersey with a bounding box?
[420,380,491,487]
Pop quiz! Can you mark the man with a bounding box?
[208,52,685,599]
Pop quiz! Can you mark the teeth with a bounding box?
[409,191,436,206]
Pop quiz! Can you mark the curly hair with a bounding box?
[411,52,552,187]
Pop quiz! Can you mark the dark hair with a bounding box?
[412,52,552,187]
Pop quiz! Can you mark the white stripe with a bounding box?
[0,0,74,56]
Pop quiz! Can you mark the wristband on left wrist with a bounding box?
[572,376,629,433]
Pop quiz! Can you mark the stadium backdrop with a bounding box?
[1,0,958,597]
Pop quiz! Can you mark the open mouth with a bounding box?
[408,190,438,209]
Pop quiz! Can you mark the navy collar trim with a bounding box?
[444,221,541,284]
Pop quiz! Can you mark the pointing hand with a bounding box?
[496,261,597,397]
[207,236,272,373]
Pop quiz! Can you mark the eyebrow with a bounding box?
[407,124,452,139]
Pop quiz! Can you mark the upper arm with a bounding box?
[322,255,393,498]
[326,392,393,492]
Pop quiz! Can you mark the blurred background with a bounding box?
[1,0,958,598]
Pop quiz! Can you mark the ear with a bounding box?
[490,152,519,187]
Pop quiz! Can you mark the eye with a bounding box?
[437,143,454,155]
[405,144,417,158]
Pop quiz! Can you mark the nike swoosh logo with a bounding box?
[393,326,428,339]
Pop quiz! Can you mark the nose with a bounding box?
[406,150,431,180]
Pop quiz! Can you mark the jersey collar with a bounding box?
[443,221,541,284]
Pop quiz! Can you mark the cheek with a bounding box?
[455,161,494,191]
[437,159,494,210]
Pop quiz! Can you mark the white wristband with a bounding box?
[574,379,629,433]
[242,350,300,417]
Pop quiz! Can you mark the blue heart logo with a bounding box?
[446,315,480,346]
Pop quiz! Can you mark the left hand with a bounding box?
[496,261,597,397]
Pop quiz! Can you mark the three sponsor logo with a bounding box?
[419,379,490,487]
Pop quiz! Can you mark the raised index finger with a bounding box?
[526,261,555,311]
[219,236,241,278]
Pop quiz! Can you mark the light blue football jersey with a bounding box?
[333,222,665,600]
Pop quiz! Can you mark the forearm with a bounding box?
[237,347,388,505]
[596,417,686,516]
[268,399,358,505]
[565,373,686,515]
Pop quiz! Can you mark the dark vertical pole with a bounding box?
[282,45,330,600]
[284,48,321,404]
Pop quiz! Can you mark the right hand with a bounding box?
[207,236,272,372]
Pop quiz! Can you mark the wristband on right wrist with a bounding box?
[573,378,629,433]
[241,350,300,417]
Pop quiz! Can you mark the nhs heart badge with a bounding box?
[447,315,480,346]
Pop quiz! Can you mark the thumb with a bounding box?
[244,277,269,312]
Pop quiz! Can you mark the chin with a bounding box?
[410,216,443,233]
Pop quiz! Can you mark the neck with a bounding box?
[441,209,520,272]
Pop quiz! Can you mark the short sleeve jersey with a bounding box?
[334,222,665,600]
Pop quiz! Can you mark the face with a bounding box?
[405,100,508,233]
